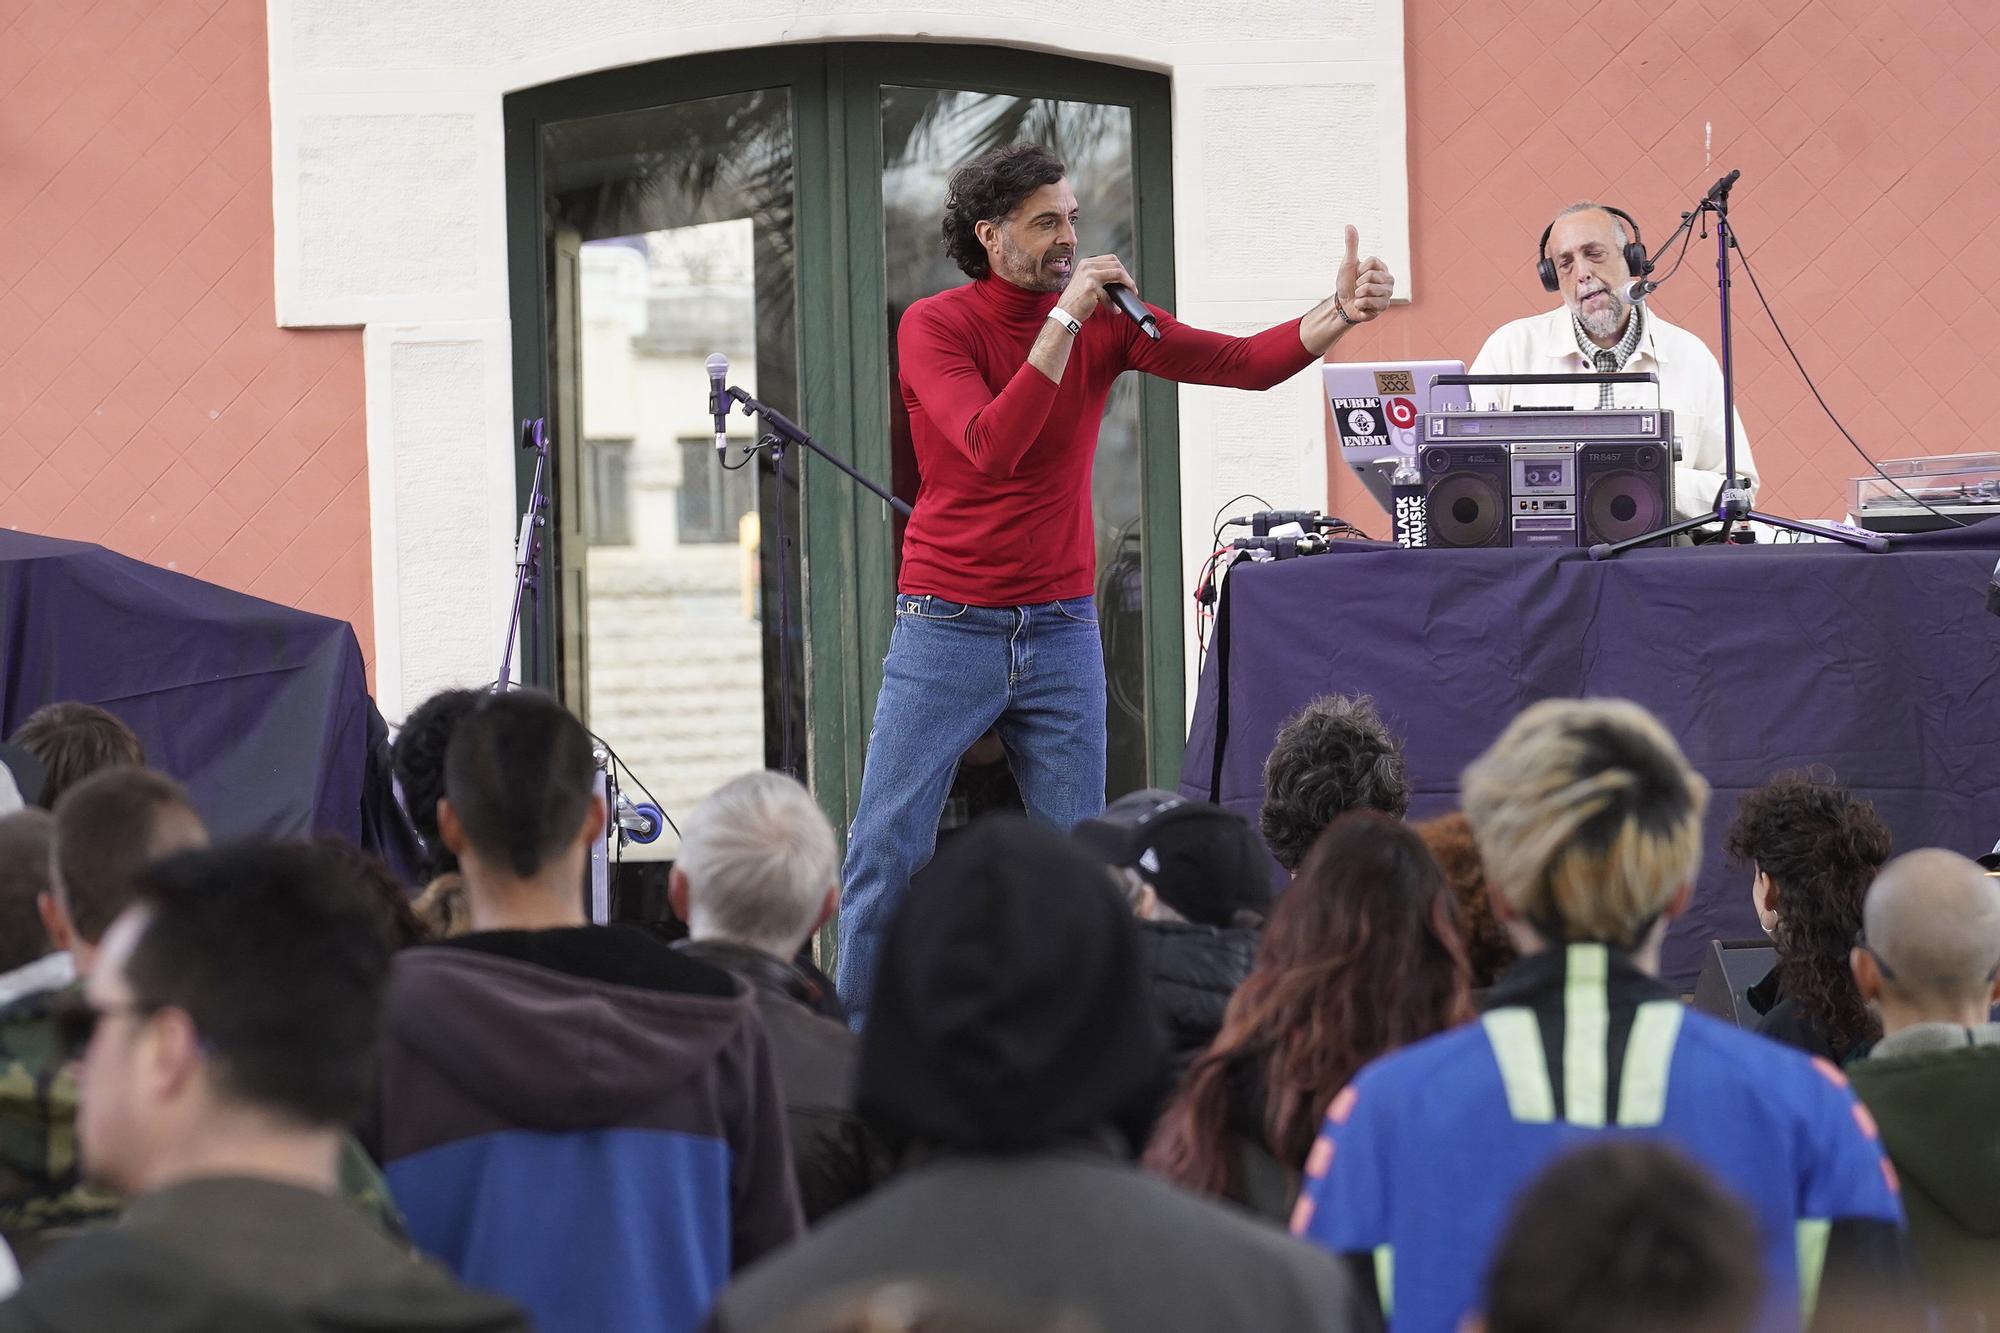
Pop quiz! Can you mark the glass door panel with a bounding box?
[878,88,1149,803]
[542,90,802,858]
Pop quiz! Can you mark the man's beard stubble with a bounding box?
[1573,286,1630,343]
[997,233,1064,294]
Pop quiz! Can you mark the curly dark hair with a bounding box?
[941,143,1066,280]
[1724,769,1891,1059]
[1416,811,1518,989]
[1145,811,1470,1202]
[1259,694,1410,871]
[392,687,484,878]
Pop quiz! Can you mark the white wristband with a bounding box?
[1046,305,1082,336]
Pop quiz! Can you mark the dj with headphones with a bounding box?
[1467,200,1758,522]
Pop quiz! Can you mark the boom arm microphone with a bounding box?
[1102,283,1162,341]
[1705,168,1741,207]
[1620,277,1660,303]
[706,352,731,455]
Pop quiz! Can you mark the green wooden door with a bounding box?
[506,44,1181,845]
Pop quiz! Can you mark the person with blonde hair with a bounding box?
[1291,698,1908,1331]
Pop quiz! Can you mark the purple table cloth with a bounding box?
[1180,520,2000,989]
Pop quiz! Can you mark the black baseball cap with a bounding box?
[1073,788,1274,928]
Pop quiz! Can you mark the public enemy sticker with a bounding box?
[1334,397,1382,449]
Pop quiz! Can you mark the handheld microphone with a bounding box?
[1102,284,1161,340]
[705,353,731,455]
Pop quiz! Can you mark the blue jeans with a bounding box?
[835,594,1107,1026]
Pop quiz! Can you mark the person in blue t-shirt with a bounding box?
[1290,698,1909,1333]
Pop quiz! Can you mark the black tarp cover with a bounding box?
[0,530,418,873]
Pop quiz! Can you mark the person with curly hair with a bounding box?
[1416,810,1518,992]
[1724,769,1892,1064]
[392,688,484,881]
[1144,810,1471,1223]
[1257,693,1409,873]
[836,143,1400,1027]
[392,688,484,939]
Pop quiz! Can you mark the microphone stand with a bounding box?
[495,418,550,689]
[1589,171,1888,557]
[720,385,912,781]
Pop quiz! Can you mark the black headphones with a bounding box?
[1537,206,1650,294]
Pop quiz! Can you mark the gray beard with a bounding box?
[1574,290,1630,344]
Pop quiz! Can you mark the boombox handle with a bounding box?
[1431,371,1663,413]
[1431,372,1659,387]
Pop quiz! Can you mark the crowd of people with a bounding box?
[0,687,1993,1332]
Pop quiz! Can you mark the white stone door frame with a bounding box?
[266,3,1410,721]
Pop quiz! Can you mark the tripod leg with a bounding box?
[1744,510,1890,553]
[1588,511,1719,560]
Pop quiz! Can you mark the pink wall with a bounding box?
[8,0,1992,676]
[0,0,373,663]
[1331,0,1998,528]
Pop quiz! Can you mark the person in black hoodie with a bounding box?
[704,816,1366,1333]
[1073,790,1271,1085]
[671,770,887,1223]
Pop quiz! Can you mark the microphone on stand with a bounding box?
[706,353,731,455]
[1102,283,1162,340]
[1620,277,1661,303]
[1705,168,1741,207]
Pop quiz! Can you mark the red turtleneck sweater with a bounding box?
[897,274,1316,606]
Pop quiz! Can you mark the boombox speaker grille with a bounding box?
[1430,473,1504,547]
[1583,470,1666,543]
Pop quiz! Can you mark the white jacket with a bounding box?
[1468,306,1758,520]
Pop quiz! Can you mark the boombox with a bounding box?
[1416,409,1674,549]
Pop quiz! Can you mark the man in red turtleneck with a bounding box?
[835,142,1397,1025]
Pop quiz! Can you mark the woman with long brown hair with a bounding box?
[1144,809,1472,1222]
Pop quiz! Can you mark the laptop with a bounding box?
[1322,360,1472,512]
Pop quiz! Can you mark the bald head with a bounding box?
[1863,849,2000,1008]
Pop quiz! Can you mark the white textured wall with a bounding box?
[268,0,1409,721]
[362,323,519,719]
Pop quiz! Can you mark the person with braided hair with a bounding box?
[1725,770,1893,1064]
